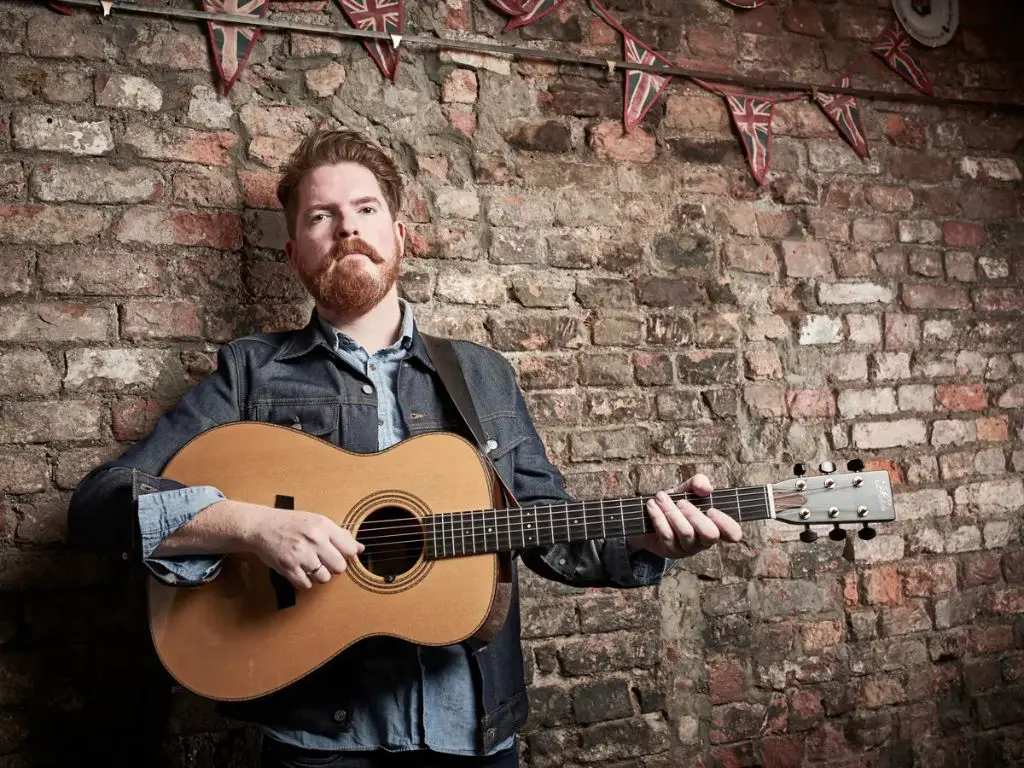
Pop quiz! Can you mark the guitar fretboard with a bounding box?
[424,487,770,559]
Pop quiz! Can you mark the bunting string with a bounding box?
[44,0,1021,184]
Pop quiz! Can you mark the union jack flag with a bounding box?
[623,37,672,134]
[338,0,404,82]
[872,20,933,96]
[46,2,71,13]
[503,0,569,32]
[814,76,870,158]
[203,0,268,95]
[589,1,672,134]
[725,94,776,186]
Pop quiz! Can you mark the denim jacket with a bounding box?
[68,310,669,751]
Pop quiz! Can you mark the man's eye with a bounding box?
[359,206,377,215]
[310,213,330,223]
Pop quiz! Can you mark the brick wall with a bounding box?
[1,0,1022,765]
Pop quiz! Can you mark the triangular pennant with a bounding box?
[871,19,934,96]
[202,0,268,95]
[589,0,673,133]
[723,94,776,185]
[47,2,72,13]
[503,0,570,32]
[337,0,404,82]
[814,76,870,158]
[486,0,525,14]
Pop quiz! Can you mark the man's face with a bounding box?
[286,161,406,318]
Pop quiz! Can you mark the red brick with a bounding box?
[128,30,208,70]
[883,114,926,148]
[116,208,242,250]
[774,102,835,138]
[902,285,970,310]
[864,459,903,486]
[963,552,1003,587]
[784,2,826,36]
[239,170,283,209]
[587,17,617,45]
[866,185,915,212]
[852,217,895,243]
[781,240,831,277]
[976,416,1008,442]
[0,400,103,443]
[943,221,987,248]
[786,389,835,419]
[0,302,110,342]
[863,566,901,605]
[240,104,317,140]
[969,626,1014,655]
[901,561,958,596]
[171,168,241,209]
[1003,551,1024,583]
[760,734,804,767]
[857,675,907,708]
[665,95,731,134]
[800,619,844,652]
[974,288,1024,312]
[124,126,237,166]
[788,691,823,733]
[758,211,798,238]
[988,587,1024,615]
[686,26,737,59]
[936,384,986,412]
[120,301,202,341]
[709,657,746,704]
[587,122,656,163]
[112,398,173,441]
[442,69,478,104]
[27,15,116,59]
[891,151,955,183]
[960,187,1018,220]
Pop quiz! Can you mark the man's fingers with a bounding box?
[707,508,743,543]
[646,496,675,544]
[676,501,720,546]
[674,473,713,497]
[657,491,695,547]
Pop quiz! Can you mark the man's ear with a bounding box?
[395,220,407,255]
[285,239,295,267]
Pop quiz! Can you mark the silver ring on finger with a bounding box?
[305,562,326,578]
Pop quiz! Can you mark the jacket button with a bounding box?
[361,384,373,395]
[333,709,347,723]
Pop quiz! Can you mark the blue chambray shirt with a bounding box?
[138,301,514,756]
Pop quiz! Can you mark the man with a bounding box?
[69,129,742,767]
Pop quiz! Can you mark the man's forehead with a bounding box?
[300,163,384,206]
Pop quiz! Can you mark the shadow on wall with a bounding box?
[16,565,261,767]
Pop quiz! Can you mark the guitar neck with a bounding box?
[424,485,772,560]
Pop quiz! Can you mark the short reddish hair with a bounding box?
[276,129,404,236]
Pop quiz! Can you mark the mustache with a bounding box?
[330,237,383,264]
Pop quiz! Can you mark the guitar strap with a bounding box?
[420,333,519,510]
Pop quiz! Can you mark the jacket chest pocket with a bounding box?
[480,413,527,484]
[251,402,341,443]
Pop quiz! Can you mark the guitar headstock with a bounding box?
[770,460,895,543]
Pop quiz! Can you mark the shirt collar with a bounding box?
[318,299,415,354]
[276,300,433,370]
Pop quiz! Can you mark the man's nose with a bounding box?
[337,216,358,239]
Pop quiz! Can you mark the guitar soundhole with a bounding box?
[357,506,423,578]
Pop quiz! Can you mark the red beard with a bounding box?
[296,236,402,317]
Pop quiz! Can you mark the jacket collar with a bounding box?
[274,303,435,371]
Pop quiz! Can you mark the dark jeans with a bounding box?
[260,739,519,768]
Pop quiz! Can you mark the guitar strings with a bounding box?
[346,484,851,535]
[348,487,771,533]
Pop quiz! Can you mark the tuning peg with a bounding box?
[829,525,847,542]
[793,463,806,476]
[818,461,837,474]
[799,526,818,543]
[847,459,865,472]
[858,524,876,541]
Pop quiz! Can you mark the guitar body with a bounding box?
[148,423,505,702]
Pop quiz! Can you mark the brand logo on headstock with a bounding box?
[876,477,893,515]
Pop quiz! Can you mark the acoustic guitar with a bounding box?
[148,422,896,701]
